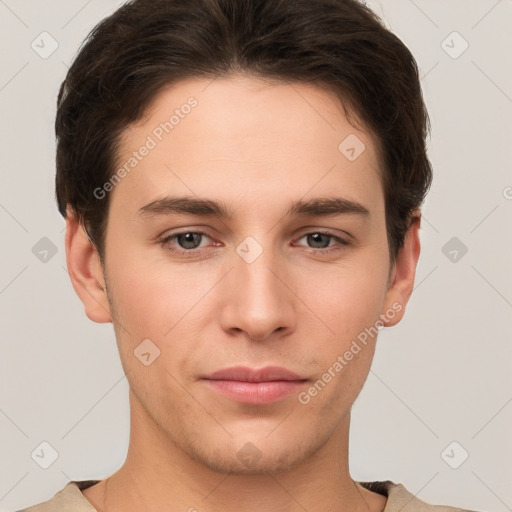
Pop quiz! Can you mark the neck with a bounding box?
[83,390,386,512]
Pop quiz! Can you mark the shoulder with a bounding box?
[16,480,99,512]
[359,480,480,512]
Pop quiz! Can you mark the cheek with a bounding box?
[296,331,377,416]
[289,251,388,406]
[294,255,389,341]
[106,250,213,339]
[296,285,380,415]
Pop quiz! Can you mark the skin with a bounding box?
[66,74,421,512]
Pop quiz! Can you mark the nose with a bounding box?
[219,242,296,342]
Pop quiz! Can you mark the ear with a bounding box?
[380,212,421,327]
[64,207,112,323]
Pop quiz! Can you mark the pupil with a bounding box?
[309,233,329,248]
[180,233,200,249]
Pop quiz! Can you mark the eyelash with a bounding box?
[159,230,351,257]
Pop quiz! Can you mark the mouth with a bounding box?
[200,366,308,405]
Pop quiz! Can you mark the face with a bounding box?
[69,74,417,475]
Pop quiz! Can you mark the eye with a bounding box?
[160,231,215,255]
[293,231,350,254]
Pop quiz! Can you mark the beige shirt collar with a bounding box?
[18,479,476,512]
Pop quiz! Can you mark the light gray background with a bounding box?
[1,0,511,510]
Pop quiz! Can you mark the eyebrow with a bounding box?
[137,195,370,220]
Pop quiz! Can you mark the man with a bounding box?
[19,0,479,510]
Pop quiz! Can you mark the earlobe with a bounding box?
[380,213,421,328]
[64,208,112,323]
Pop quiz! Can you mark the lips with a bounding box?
[203,365,304,382]
[200,366,308,405]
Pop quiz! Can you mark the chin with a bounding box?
[182,432,322,476]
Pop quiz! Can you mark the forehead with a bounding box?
[110,74,384,219]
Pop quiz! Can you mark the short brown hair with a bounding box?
[55,0,432,265]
